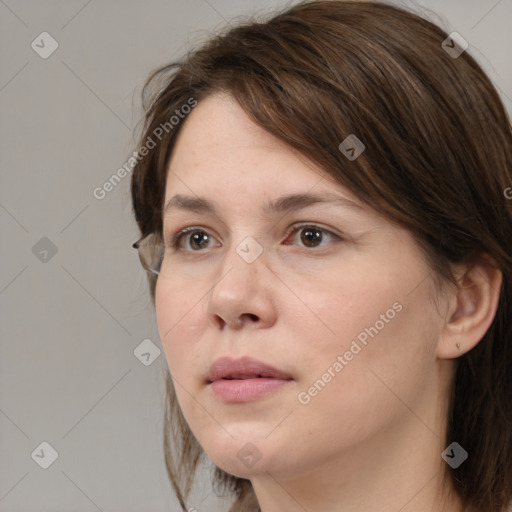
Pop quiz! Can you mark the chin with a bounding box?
[198,432,291,479]
[207,450,275,480]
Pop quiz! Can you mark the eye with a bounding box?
[169,224,341,252]
[170,227,218,251]
[286,224,341,249]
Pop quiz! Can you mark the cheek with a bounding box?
[292,262,399,355]
[154,278,208,378]
[155,280,212,433]
[295,255,437,397]
[311,247,434,354]
[299,274,437,419]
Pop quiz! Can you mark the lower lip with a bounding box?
[209,378,291,402]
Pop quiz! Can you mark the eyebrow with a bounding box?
[163,191,365,219]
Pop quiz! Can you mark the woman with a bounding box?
[130,1,512,510]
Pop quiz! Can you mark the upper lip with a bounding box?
[206,356,293,383]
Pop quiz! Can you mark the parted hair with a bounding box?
[130,1,512,510]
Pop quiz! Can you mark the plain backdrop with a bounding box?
[0,0,511,511]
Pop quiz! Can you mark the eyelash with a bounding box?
[167,223,342,252]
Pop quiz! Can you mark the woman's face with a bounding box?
[155,92,451,482]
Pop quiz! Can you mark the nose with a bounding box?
[206,240,278,330]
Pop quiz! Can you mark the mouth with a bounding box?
[206,356,293,383]
[206,356,293,402]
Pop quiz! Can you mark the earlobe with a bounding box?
[436,254,503,360]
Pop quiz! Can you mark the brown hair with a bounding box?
[130,1,512,510]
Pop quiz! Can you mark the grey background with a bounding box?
[0,0,510,511]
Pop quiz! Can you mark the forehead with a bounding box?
[164,93,358,203]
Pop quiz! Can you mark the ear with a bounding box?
[436,253,503,359]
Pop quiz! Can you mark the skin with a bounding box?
[155,92,502,512]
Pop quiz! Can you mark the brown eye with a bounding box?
[288,224,340,249]
[299,227,323,247]
[179,229,212,251]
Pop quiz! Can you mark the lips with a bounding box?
[206,356,293,403]
[206,356,293,383]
